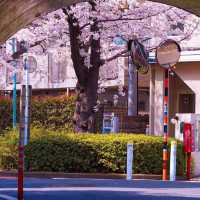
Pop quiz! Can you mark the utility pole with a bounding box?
[156,39,181,181]
[127,45,138,117]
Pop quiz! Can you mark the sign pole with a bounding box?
[13,67,17,128]
[24,56,29,145]
[128,49,138,116]
[18,44,30,199]
[163,69,169,180]
[156,40,181,181]
[18,138,24,200]
[18,85,25,200]
[11,38,17,128]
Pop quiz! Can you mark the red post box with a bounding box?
[183,123,195,180]
[183,123,195,153]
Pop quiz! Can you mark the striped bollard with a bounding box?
[170,141,177,181]
[163,69,169,180]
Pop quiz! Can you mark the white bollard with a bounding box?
[127,143,133,180]
[170,141,177,181]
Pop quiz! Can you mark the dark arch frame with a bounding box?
[0,0,199,44]
[151,0,200,17]
[0,0,85,44]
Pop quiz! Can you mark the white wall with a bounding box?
[174,62,200,113]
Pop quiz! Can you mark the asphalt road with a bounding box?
[0,177,200,200]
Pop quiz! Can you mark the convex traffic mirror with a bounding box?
[156,39,181,69]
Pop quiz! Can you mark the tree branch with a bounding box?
[101,49,128,65]
[80,7,172,30]
[148,19,200,52]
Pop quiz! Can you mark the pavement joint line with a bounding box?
[0,187,200,198]
[0,194,17,200]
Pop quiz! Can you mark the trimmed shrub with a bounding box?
[0,97,13,131]
[0,128,185,175]
[0,95,75,133]
[31,95,75,131]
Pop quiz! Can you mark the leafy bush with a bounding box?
[31,95,75,131]
[0,97,13,131]
[0,128,185,175]
[0,95,75,133]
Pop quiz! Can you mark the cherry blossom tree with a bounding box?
[1,0,199,132]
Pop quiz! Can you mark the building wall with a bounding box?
[169,70,194,136]
[174,62,200,113]
[1,49,128,91]
[150,61,200,136]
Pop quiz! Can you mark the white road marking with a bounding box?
[0,187,200,198]
[0,194,17,200]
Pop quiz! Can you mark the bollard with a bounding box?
[126,143,133,180]
[170,141,177,181]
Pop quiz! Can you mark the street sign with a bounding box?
[130,39,149,74]
[113,36,127,46]
[6,38,18,55]
[156,39,181,69]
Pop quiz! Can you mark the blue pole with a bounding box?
[11,38,17,129]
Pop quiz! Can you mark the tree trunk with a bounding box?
[64,5,100,133]
[73,67,99,133]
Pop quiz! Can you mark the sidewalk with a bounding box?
[1,177,200,200]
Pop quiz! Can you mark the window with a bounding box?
[138,101,145,111]
[48,51,66,83]
[179,94,195,113]
[27,56,37,73]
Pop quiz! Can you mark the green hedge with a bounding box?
[0,95,75,133]
[0,128,185,175]
[0,97,13,131]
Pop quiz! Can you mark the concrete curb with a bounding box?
[0,171,188,180]
[0,170,162,179]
